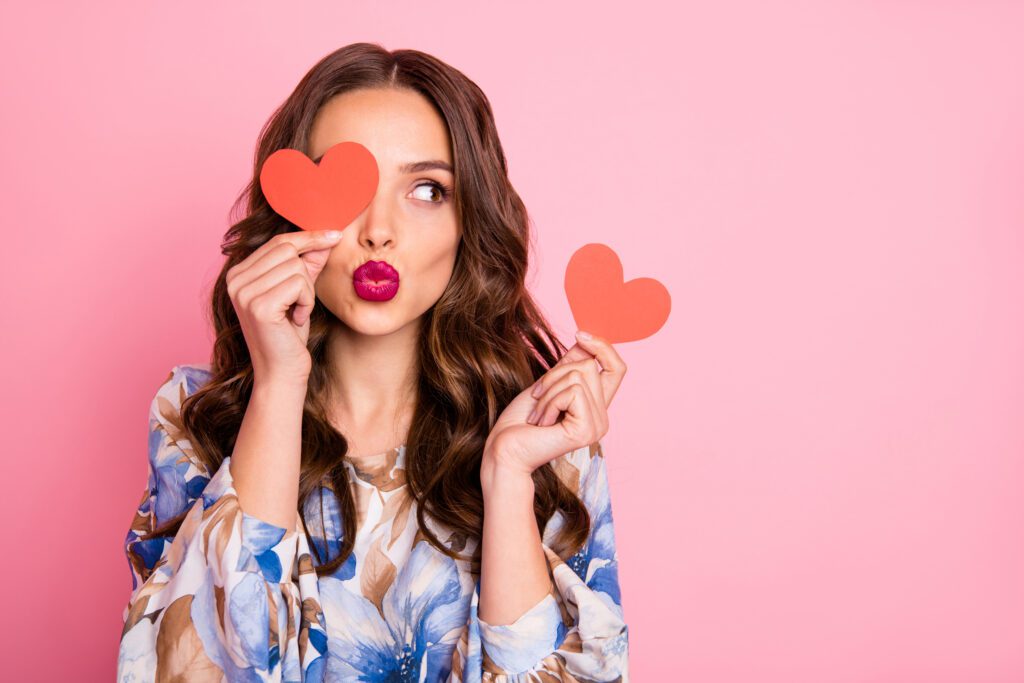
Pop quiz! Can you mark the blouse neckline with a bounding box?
[343,443,407,490]
[343,442,407,461]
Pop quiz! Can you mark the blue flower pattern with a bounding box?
[118,364,629,681]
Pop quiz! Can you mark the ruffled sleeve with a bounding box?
[117,365,328,683]
[450,440,630,682]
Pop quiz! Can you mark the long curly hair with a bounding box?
[144,42,591,578]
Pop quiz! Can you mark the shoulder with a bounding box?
[149,363,213,436]
[145,365,216,518]
[549,440,606,497]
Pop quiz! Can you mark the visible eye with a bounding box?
[411,180,452,204]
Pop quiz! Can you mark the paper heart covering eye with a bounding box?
[259,140,379,232]
[564,242,671,343]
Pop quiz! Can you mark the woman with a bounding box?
[118,42,630,682]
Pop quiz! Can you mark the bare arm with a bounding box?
[230,377,308,530]
[477,456,553,626]
[224,230,342,530]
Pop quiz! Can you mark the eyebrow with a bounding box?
[311,154,453,175]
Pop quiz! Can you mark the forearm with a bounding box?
[230,379,307,529]
[478,456,553,625]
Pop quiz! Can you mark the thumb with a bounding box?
[292,250,330,327]
[554,340,596,368]
[528,387,588,463]
[300,248,333,282]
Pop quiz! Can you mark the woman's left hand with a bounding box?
[482,330,627,479]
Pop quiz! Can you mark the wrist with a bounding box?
[251,377,309,406]
[480,451,535,499]
[250,378,309,411]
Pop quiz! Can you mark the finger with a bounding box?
[535,380,600,440]
[296,246,334,284]
[519,383,602,471]
[235,257,315,315]
[236,231,340,284]
[229,238,329,300]
[290,273,318,326]
[230,230,342,283]
[249,272,315,326]
[270,229,346,257]
[571,331,627,406]
[531,366,601,428]
[551,340,596,368]
[528,359,603,421]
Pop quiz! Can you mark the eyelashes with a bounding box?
[413,179,453,204]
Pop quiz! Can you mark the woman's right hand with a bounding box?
[226,229,343,385]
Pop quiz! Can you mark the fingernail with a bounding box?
[527,408,538,423]
[325,230,343,240]
[531,382,543,397]
[576,330,592,340]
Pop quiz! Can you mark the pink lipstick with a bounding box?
[353,259,400,301]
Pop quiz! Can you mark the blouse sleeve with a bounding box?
[117,365,329,683]
[450,440,630,682]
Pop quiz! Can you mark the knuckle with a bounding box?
[249,296,270,319]
[269,241,292,259]
[234,283,252,308]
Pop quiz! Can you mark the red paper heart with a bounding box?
[565,243,671,343]
[259,141,379,232]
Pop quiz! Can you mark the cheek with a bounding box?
[312,249,351,298]
[420,231,459,275]
[407,237,459,301]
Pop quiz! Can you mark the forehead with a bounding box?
[308,87,452,169]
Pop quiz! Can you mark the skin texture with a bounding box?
[224,87,460,540]
[307,87,462,458]
[240,85,630,627]
[479,331,626,625]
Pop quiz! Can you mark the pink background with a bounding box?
[2,1,1022,680]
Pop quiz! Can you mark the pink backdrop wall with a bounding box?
[2,1,1022,680]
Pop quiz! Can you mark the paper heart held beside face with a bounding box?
[259,140,379,232]
[565,242,671,344]
[259,146,668,344]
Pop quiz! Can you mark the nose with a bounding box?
[356,193,396,251]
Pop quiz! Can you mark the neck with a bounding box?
[324,317,420,448]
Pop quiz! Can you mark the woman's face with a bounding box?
[307,87,461,337]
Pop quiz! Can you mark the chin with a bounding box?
[338,303,414,337]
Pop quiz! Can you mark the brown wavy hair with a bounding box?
[143,42,591,578]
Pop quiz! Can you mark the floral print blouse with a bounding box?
[117,364,630,682]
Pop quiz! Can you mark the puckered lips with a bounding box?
[353,259,400,302]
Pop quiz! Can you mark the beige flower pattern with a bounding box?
[118,364,629,681]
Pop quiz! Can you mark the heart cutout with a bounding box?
[565,243,671,343]
[259,141,379,232]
